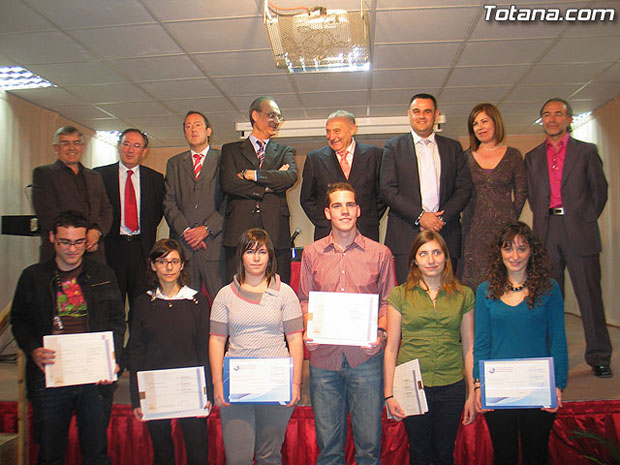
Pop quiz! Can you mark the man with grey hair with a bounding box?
[220,96,297,283]
[33,126,113,263]
[301,110,385,241]
[525,97,612,378]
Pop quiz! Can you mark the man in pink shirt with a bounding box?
[525,98,612,378]
[299,182,396,464]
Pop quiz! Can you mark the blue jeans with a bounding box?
[32,380,112,465]
[310,352,383,465]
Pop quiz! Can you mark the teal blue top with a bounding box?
[473,280,568,389]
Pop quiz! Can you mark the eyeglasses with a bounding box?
[154,258,182,267]
[259,111,283,123]
[58,141,84,147]
[121,142,144,150]
[56,238,87,247]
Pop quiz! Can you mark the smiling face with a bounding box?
[324,189,360,234]
[151,250,184,287]
[242,243,269,279]
[408,98,439,138]
[326,117,356,154]
[541,100,573,140]
[501,235,531,275]
[472,111,496,145]
[251,99,282,139]
[414,239,446,280]
[183,113,211,152]
[118,131,146,169]
[54,133,84,168]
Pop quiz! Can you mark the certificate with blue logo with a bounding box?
[481,357,556,409]
[224,357,292,404]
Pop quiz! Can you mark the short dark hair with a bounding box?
[53,210,88,233]
[325,182,358,207]
[540,98,573,118]
[467,103,506,151]
[249,96,277,127]
[54,126,83,144]
[235,228,277,285]
[183,111,211,130]
[409,93,437,110]
[118,128,148,148]
[146,239,191,290]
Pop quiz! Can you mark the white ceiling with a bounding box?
[1,0,618,147]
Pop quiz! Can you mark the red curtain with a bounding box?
[1,400,618,464]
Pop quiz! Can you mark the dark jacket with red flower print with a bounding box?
[10,257,125,398]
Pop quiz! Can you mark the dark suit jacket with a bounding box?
[300,142,386,241]
[220,138,297,249]
[380,133,472,258]
[163,149,226,261]
[32,160,113,261]
[525,137,608,256]
[94,162,165,259]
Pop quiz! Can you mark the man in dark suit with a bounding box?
[380,94,472,284]
[301,110,386,241]
[220,96,297,284]
[525,98,612,378]
[95,128,165,323]
[33,126,113,263]
[163,111,226,301]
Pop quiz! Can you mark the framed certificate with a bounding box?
[44,331,117,388]
[389,359,428,418]
[224,357,292,404]
[138,366,209,420]
[480,357,557,409]
[306,291,378,346]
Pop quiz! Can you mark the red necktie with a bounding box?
[124,170,139,232]
[338,150,351,179]
[193,154,203,180]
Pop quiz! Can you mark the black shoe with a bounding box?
[593,365,613,378]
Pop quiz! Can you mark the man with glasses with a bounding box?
[10,210,125,465]
[221,96,297,283]
[95,129,165,325]
[33,126,113,263]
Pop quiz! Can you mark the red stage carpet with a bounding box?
[1,401,618,464]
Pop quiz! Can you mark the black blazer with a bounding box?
[525,137,608,256]
[220,138,297,249]
[380,133,472,258]
[94,162,165,259]
[300,142,386,241]
[32,160,113,261]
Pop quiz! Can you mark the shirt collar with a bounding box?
[190,146,210,158]
[119,162,140,175]
[249,134,269,152]
[546,132,569,151]
[57,159,84,173]
[323,229,366,253]
[411,130,436,146]
[147,285,198,301]
[337,139,356,157]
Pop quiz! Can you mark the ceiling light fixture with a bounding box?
[0,66,55,90]
[264,1,370,73]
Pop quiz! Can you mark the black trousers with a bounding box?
[546,215,612,366]
[147,417,208,465]
[484,409,556,465]
[403,380,465,465]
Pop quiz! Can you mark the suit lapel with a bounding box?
[138,165,147,220]
[181,151,197,182]
[435,136,450,203]
[242,138,260,169]
[348,143,368,182]
[406,135,422,204]
[323,146,346,180]
[110,163,121,215]
[562,137,577,186]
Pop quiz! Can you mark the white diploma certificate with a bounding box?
[137,366,209,420]
[306,291,378,346]
[389,359,428,418]
[44,331,117,388]
[224,357,292,404]
[481,357,557,409]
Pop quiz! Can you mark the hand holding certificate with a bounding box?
[386,359,428,420]
[224,357,292,404]
[44,331,117,388]
[480,357,557,409]
[137,366,209,420]
[306,291,378,346]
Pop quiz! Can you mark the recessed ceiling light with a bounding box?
[0,66,55,90]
